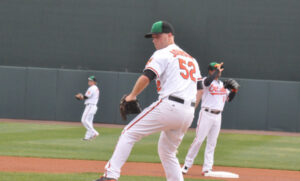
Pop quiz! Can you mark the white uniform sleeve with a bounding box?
[144,51,167,78]
[85,87,93,98]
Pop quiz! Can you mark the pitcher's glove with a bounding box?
[224,79,240,91]
[75,93,84,100]
[120,95,142,121]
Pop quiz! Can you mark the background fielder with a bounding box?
[95,21,203,181]
[75,76,100,141]
[182,62,238,175]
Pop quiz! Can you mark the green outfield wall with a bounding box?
[0,0,300,81]
[0,66,299,132]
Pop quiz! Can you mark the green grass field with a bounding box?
[0,172,217,181]
[0,121,299,180]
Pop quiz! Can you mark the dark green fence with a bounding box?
[0,66,299,132]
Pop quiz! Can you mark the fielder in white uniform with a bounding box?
[76,76,100,141]
[182,62,238,175]
[95,21,203,181]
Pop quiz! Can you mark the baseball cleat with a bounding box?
[181,165,189,174]
[202,170,211,176]
[92,133,99,139]
[94,176,117,181]
[82,133,99,141]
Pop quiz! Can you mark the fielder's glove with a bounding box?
[223,79,240,90]
[120,95,142,121]
[75,93,84,100]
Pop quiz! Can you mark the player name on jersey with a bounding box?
[208,85,227,95]
[145,44,201,102]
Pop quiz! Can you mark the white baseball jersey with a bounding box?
[201,78,230,111]
[184,77,230,173]
[84,85,100,105]
[104,43,201,181]
[144,44,201,102]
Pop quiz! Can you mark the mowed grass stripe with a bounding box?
[0,122,299,170]
[0,172,218,181]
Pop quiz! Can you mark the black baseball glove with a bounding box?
[120,95,142,121]
[223,79,240,90]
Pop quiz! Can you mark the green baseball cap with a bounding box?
[208,62,224,70]
[88,75,97,82]
[145,21,175,38]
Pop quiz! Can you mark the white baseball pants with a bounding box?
[104,99,195,181]
[81,104,99,139]
[184,108,222,172]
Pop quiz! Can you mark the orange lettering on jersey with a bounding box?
[179,59,189,79]
[170,49,193,59]
[188,61,196,81]
[209,85,227,95]
[178,58,197,82]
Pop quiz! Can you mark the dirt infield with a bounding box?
[1,156,300,181]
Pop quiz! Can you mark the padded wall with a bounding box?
[0,66,299,132]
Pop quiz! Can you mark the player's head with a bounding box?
[208,62,223,78]
[145,21,175,50]
[88,75,97,86]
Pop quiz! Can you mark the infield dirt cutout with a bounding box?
[1,156,300,181]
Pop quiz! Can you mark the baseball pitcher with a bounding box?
[181,62,239,175]
[75,76,100,141]
[95,21,203,181]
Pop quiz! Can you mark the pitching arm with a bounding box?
[125,74,151,102]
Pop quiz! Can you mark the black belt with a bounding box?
[204,108,221,114]
[168,95,195,107]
